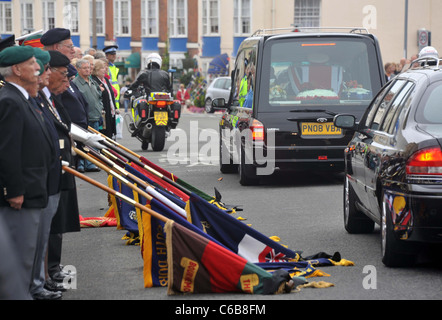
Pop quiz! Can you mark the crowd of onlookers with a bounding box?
[384,53,424,81]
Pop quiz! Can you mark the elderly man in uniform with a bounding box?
[0,34,33,301]
[103,45,120,109]
[25,47,64,300]
[41,28,76,61]
[0,46,55,299]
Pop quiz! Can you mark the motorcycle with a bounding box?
[125,87,181,151]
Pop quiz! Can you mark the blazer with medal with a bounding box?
[0,83,55,208]
[38,90,75,191]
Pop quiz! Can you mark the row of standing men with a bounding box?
[0,27,118,300]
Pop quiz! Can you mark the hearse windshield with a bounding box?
[258,36,382,111]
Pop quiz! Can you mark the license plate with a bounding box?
[301,122,342,136]
[154,111,168,121]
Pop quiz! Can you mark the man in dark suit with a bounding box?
[28,48,64,300]
[0,46,55,299]
[44,51,82,289]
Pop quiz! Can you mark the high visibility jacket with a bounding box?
[238,75,248,107]
[108,63,120,108]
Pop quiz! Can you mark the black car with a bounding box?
[214,28,385,185]
[334,55,442,267]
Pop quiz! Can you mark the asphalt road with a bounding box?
[62,111,441,303]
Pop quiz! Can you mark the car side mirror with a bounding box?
[212,98,227,109]
[334,114,357,130]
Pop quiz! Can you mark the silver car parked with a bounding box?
[205,76,231,113]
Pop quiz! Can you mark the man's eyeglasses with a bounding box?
[50,67,69,77]
[59,43,75,50]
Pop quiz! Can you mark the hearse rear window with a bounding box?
[259,37,382,110]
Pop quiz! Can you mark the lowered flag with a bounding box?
[188,193,302,263]
[139,197,226,288]
[138,156,213,201]
[165,220,300,295]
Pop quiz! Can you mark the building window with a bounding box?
[294,0,321,28]
[141,0,158,36]
[202,0,219,35]
[63,1,79,33]
[114,0,131,36]
[0,2,13,34]
[21,1,34,33]
[90,0,105,35]
[168,0,187,37]
[234,0,250,35]
[42,1,56,31]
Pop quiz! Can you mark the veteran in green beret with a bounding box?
[0,46,57,299]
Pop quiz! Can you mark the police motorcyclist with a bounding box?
[127,53,172,96]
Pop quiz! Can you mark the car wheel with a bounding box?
[343,174,374,234]
[219,134,238,173]
[205,98,214,113]
[381,191,417,267]
[239,142,259,186]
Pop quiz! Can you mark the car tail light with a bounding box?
[250,119,265,141]
[406,147,442,175]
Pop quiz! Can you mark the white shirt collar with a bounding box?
[9,82,29,100]
[42,86,51,99]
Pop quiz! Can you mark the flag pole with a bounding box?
[83,146,151,190]
[75,147,188,217]
[62,165,170,224]
[96,139,192,196]
[74,147,153,202]
[88,125,140,159]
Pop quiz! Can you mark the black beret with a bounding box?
[48,50,70,68]
[0,35,16,52]
[0,46,35,67]
[67,64,77,78]
[41,28,71,46]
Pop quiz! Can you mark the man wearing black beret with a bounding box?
[0,46,55,299]
[28,48,64,300]
[47,50,83,288]
[0,35,16,83]
[41,28,75,61]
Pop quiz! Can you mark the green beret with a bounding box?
[36,60,45,75]
[0,46,35,67]
[33,48,50,75]
[33,47,50,65]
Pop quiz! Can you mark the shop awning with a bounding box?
[125,52,140,69]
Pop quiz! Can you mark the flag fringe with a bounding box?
[294,281,335,292]
[165,220,176,296]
